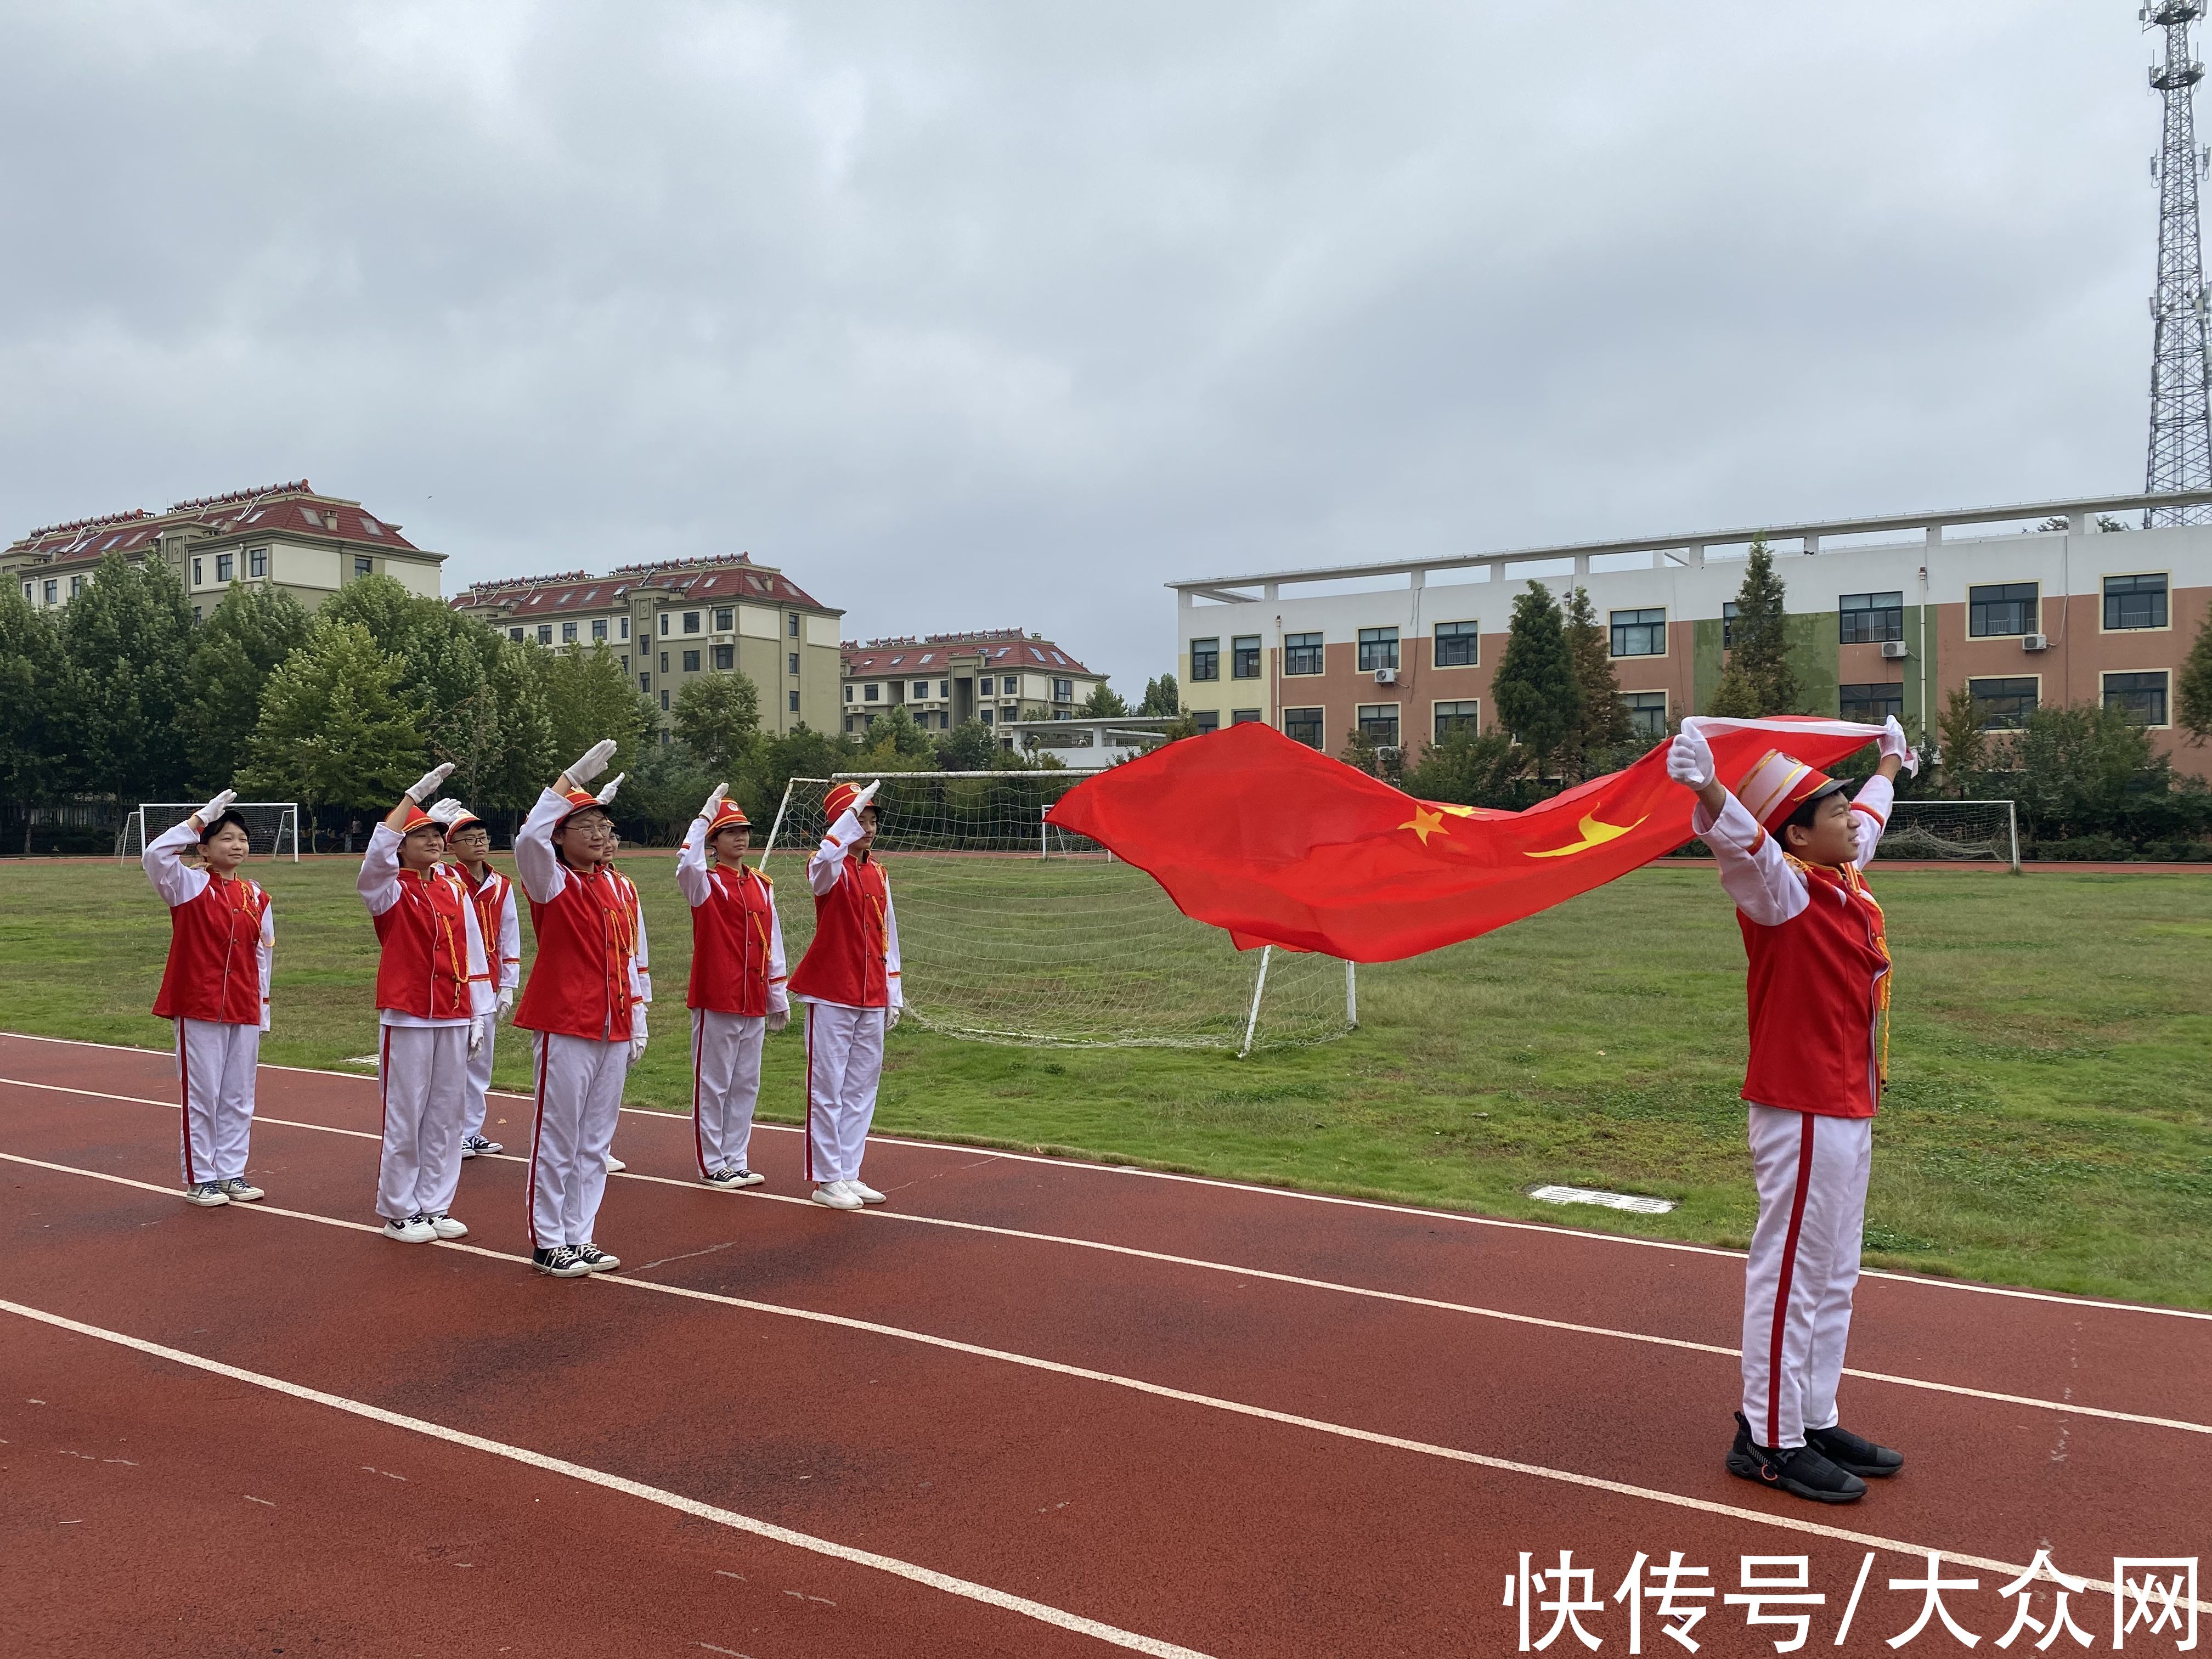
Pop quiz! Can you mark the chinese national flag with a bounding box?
[1043,716,1885,962]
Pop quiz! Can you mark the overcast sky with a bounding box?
[0,2,2175,688]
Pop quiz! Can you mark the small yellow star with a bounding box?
[1400,805,1451,846]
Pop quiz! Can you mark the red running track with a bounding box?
[3,1030,2208,1658]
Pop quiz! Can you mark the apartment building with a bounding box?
[840,630,1104,746]
[452,553,844,737]
[4,479,445,621]
[1169,491,2212,780]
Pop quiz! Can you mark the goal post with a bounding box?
[1880,799,2020,870]
[117,803,301,864]
[760,772,1357,1052]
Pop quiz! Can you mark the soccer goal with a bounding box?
[117,803,301,864]
[1880,799,2020,870]
[761,773,1358,1053]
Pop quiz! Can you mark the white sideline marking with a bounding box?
[5,1080,2209,1437]
[2,1171,2204,1620]
[0,1296,1214,1657]
[6,1028,2205,1322]
[1528,1184,1678,1215]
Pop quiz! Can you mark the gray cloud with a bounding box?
[0,1,2167,687]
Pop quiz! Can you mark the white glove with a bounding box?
[405,762,455,804]
[496,986,515,1020]
[565,740,617,787]
[628,1005,648,1062]
[596,772,626,806]
[1878,715,1920,777]
[1666,729,1716,791]
[426,797,468,825]
[853,780,881,812]
[699,783,727,821]
[885,1005,901,1031]
[765,1007,789,1034]
[468,1015,486,1057]
[194,788,238,828]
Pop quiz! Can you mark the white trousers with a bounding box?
[1741,1104,1873,1449]
[527,1031,629,1250]
[802,1001,885,1186]
[691,1009,766,1176]
[461,1015,498,1143]
[174,1018,260,1186]
[376,1024,470,1223]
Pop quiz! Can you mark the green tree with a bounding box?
[1706,538,1800,718]
[1562,584,1633,777]
[671,670,764,775]
[939,719,1003,771]
[749,723,861,823]
[610,736,719,846]
[56,552,198,800]
[1339,723,1402,783]
[1402,727,1540,810]
[1491,582,1582,775]
[184,583,313,782]
[241,620,426,817]
[1993,701,2165,842]
[0,588,72,849]
[1936,684,1988,792]
[537,642,655,776]
[2180,610,2212,744]
[859,704,936,768]
[1077,681,1130,718]
[1138,674,1180,716]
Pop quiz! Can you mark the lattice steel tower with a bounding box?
[2145,3,2212,524]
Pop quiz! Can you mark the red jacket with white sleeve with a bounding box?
[677,816,789,1018]
[460,864,521,997]
[788,805,901,1011]
[509,787,652,1043]
[357,824,493,1026]
[143,816,273,1030]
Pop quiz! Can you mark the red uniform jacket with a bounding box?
[680,847,789,1018]
[144,816,273,1028]
[788,806,901,1009]
[510,786,652,1043]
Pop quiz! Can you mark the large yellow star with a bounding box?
[1525,810,1650,859]
[1400,805,1451,846]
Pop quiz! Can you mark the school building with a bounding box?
[1168,490,2212,780]
[3,479,446,622]
[450,554,845,737]
[839,630,1105,746]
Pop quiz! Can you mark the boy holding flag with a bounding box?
[1666,716,1914,1505]
[427,797,521,1160]
[678,785,789,1188]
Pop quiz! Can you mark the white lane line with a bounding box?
[6,1144,2210,1612]
[10,1030,2206,1321]
[0,1296,1214,1658]
[6,1081,2208,1437]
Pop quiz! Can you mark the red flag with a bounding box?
[1044,716,1884,962]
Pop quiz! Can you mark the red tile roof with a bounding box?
[6,481,419,563]
[452,559,832,616]
[842,633,1094,678]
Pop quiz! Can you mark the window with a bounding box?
[1357,627,1400,672]
[1838,590,1904,644]
[19,582,30,601]
[1232,635,1262,679]
[1839,682,1904,724]
[1610,607,1666,657]
[1722,601,1738,649]
[661,690,670,712]
[1053,678,1072,701]
[1190,637,1220,681]
[192,558,204,586]
[682,650,700,673]
[865,683,880,702]
[509,627,524,642]
[620,655,629,674]
[1231,709,1262,724]
[980,708,994,726]
[788,689,800,713]
[538,625,553,645]
[2104,670,2170,727]
[788,613,800,637]
[1433,700,1480,741]
[683,611,700,634]
[354,556,373,579]
[714,645,735,670]
[1284,707,1325,748]
[912,681,929,698]
[715,607,733,631]
[1434,620,1478,667]
[639,674,651,693]
[592,618,607,641]
[1271,631,1319,676]
[938,681,949,698]
[70,574,84,598]
[1968,676,2039,730]
[788,652,800,676]
[1357,704,1401,746]
[844,685,854,703]
[977,676,993,695]
[618,617,630,640]
[658,651,669,673]
[249,547,267,578]
[659,613,670,636]
[1622,692,1668,738]
[215,552,234,583]
[562,622,578,644]
[43,579,56,605]
[192,606,201,623]
[1969,582,2039,637]
[2103,573,2169,631]
[661,728,672,747]
[1193,710,1220,733]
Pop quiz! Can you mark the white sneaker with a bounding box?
[382,1214,436,1244]
[810,1181,864,1210]
[428,1214,469,1240]
[849,1179,886,1205]
[217,1177,264,1203]
[604,1155,627,1173]
[183,1182,228,1207]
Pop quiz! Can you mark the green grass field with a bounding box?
[3,853,2208,1309]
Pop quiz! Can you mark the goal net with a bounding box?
[117,803,301,863]
[761,773,1357,1052]
[1878,799,2019,868]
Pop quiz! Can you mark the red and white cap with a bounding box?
[434,803,485,836]
[1735,749,1848,835]
[555,787,608,826]
[824,781,868,822]
[705,797,751,836]
[396,801,443,836]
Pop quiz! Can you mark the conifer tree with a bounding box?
[1706,538,1801,718]
[1492,582,1583,775]
[1562,584,1632,777]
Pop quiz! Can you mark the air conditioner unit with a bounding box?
[1879,640,1909,659]
[2022,633,2050,652]
[1374,667,1398,685]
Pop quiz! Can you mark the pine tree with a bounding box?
[1706,539,1800,717]
[185,583,313,782]
[2180,608,2212,744]
[1078,681,1130,717]
[1138,674,1181,716]
[1936,684,1988,793]
[57,552,199,800]
[1491,582,1583,775]
[1561,585,1633,777]
[242,620,427,815]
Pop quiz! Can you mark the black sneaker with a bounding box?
[1726,1412,1867,1504]
[532,1246,590,1278]
[573,1242,620,1273]
[461,1135,503,1158]
[1805,1422,1904,1479]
